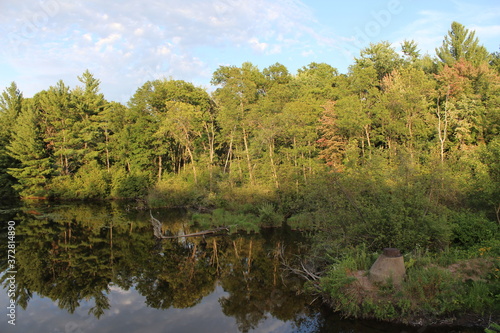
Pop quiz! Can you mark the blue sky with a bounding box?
[0,0,499,102]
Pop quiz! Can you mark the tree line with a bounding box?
[1,22,499,236]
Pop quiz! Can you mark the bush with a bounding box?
[403,266,460,315]
[191,208,260,233]
[258,202,283,227]
[111,168,151,199]
[451,211,499,248]
[287,212,316,230]
[73,161,111,199]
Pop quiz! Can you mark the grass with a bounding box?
[318,246,500,326]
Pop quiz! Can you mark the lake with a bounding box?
[0,201,482,333]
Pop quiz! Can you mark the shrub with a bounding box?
[72,161,111,199]
[287,212,316,230]
[451,211,499,248]
[403,266,461,316]
[111,168,151,199]
[258,202,283,227]
[190,208,260,233]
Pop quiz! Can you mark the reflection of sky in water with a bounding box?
[0,283,308,333]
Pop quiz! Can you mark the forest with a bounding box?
[1,22,499,324]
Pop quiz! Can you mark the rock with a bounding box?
[369,248,405,285]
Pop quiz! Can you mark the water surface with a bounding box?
[0,202,482,333]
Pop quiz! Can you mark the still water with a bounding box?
[0,201,482,333]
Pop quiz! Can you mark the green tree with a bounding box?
[94,101,128,172]
[157,101,203,183]
[71,70,108,164]
[380,66,435,157]
[436,21,491,66]
[0,82,23,197]
[7,98,53,197]
[354,42,402,80]
[482,138,500,223]
[212,62,266,185]
[491,49,500,74]
[123,79,214,189]
[39,80,77,176]
[402,39,420,59]
[296,62,338,101]
[434,59,500,163]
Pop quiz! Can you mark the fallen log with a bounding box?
[158,227,230,239]
[150,210,229,239]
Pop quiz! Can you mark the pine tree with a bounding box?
[436,21,491,66]
[0,82,23,197]
[40,80,76,175]
[72,70,108,164]
[7,99,53,197]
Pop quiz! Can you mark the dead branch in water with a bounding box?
[279,243,322,282]
[150,210,229,239]
[157,227,229,239]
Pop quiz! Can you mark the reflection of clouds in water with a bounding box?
[109,284,131,294]
[1,290,98,333]
[134,285,238,333]
[2,283,301,333]
[249,317,292,333]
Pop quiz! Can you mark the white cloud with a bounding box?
[109,22,125,31]
[249,37,269,52]
[301,50,314,57]
[15,0,499,102]
[269,45,282,54]
[81,33,92,44]
[470,25,500,41]
[0,0,325,101]
[133,27,144,36]
[156,45,172,56]
[95,33,121,48]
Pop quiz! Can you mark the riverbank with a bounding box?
[311,245,500,329]
[173,202,500,330]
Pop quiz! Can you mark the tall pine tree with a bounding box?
[7,98,53,198]
[0,82,23,197]
[436,22,491,66]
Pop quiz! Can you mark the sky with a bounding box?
[0,0,499,103]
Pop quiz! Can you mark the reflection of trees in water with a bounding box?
[0,203,313,330]
[217,236,312,332]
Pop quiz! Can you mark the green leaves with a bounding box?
[436,21,491,66]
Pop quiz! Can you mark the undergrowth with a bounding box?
[318,244,500,326]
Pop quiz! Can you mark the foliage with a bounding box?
[436,21,491,66]
[110,168,151,199]
[486,323,500,333]
[2,22,500,325]
[319,246,500,323]
[257,202,283,227]
[450,211,499,247]
[147,173,204,208]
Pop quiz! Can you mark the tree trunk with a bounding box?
[242,128,254,185]
[158,155,162,181]
[437,91,449,165]
[185,144,197,183]
[269,139,279,188]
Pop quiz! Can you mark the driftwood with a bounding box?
[157,227,230,239]
[150,210,229,239]
[150,211,163,238]
[278,243,322,282]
